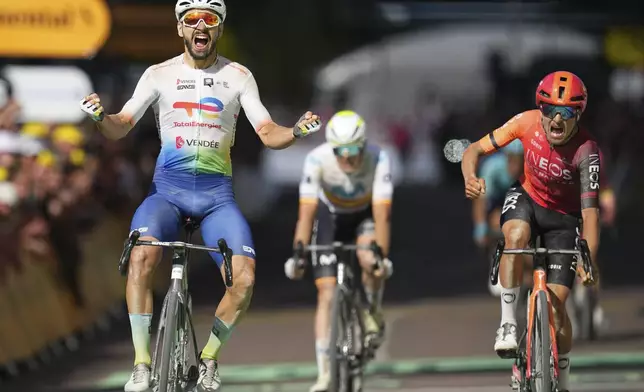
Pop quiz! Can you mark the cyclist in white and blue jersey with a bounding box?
[80,1,321,391]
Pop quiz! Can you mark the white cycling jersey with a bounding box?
[120,54,272,176]
[299,142,393,214]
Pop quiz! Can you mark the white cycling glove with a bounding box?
[284,258,305,280]
[382,258,394,279]
[292,112,321,138]
[79,94,105,122]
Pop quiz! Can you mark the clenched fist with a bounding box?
[465,176,486,199]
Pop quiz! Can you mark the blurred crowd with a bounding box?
[0,74,158,308]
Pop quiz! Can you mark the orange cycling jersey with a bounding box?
[477,110,603,215]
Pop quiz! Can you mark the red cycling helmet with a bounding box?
[535,71,587,113]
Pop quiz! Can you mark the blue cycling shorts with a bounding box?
[130,170,256,267]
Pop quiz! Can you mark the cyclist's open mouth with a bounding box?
[549,125,565,140]
[193,33,210,51]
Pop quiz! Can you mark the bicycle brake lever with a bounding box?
[217,238,233,288]
[578,239,594,284]
[369,241,384,272]
[293,241,306,269]
[490,239,505,286]
[118,230,140,277]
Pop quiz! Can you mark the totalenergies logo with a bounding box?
[173,97,224,119]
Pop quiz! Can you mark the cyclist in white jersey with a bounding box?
[80,1,321,391]
[284,110,394,392]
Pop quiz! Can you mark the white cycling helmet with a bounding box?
[175,0,227,22]
[325,111,367,155]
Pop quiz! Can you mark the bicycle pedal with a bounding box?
[496,349,519,359]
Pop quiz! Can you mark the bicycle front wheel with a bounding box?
[329,285,357,392]
[156,291,180,392]
[530,290,553,392]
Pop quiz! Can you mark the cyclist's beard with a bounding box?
[184,37,216,60]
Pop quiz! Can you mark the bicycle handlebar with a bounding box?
[292,241,384,272]
[502,248,580,255]
[118,230,234,287]
[489,239,595,286]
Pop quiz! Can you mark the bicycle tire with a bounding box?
[530,290,552,392]
[157,291,180,392]
[329,285,354,392]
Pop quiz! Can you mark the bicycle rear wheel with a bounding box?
[329,285,358,392]
[530,290,553,392]
[155,291,180,392]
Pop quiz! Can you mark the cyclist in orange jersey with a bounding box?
[461,71,601,392]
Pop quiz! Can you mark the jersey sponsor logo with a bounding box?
[176,78,196,90]
[502,191,522,214]
[242,245,256,256]
[204,78,214,87]
[526,149,573,181]
[173,121,222,129]
[588,153,600,190]
[175,136,221,149]
[173,97,224,119]
[176,136,185,149]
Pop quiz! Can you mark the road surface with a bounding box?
[3,288,644,392]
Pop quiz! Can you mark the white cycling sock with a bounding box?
[500,287,520,326]
[129,313,152,366]
[558,353,571,390]
[315,339,329,378]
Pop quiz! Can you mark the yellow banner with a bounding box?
[0,0,111,58]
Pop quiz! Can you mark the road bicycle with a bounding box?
[293,241,384,392]
[118,218,233,392]
[489,238,594,392]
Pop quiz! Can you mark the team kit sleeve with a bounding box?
[575,141,602,209]
[478,112,530,154]
[239,73,273,132]
[372,150,393,204]
[120,67,161,127]
[299,153,322,204]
